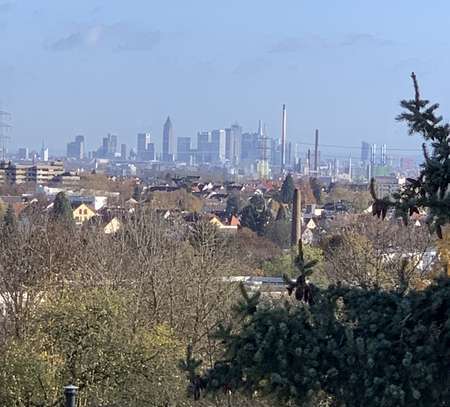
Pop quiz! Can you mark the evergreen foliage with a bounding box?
[372,73,450,237]
[226,193,241,216]
[240,194,272,235]
[182,77,450,406]
[185,277,450,406]
[309,178,322,203]
[263,219,291,249]
[51,192,73,223]
[3,204,17,233]
[132,184,142,201]
[280,174,295,204]
[275,205,288,221]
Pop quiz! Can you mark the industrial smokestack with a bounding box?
[281,104,286,172]
[291,189,302,248]
[314,129,319,173]
[307,149,311,172]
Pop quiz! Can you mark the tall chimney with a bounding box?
[314,129,319,173]
[307,149,311,172]
[281,104,286,172]
[291,189,302,248]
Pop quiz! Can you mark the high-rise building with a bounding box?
[211,129,226,163]
[287,142,293,168]
[225,123,242,164]
[241,132,260,162]
[120,143,127,160]
[98,134,117,158]
[361,141,370,162]
[41,144,49,162]
[177,137,192,164]
[67,135,85,160]
[370,144,377,165]
[380,144,387,166]
[162,116,175,162]
[197,131,211,163]
[137,133,151,160]
[18,147,29,160]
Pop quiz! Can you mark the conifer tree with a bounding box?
[51,192,73,223]
[240,194,272,235]
[280,174,295,204]
[275,204,287,221]
[182,75,450,406]
[226,193,240,216]
[309,177,322,203]
[132,184,142,201]
[3,204,17,233]
[372,72,450,237]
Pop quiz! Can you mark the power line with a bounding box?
[296,141,422,152]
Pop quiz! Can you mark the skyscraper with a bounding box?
[99,134,117,158]
[197,131,212,163]
[162,116,175,162]
[380,144,387,166]
[370,144,377,165]
[41,147,49,162]
[211,129,226,162]
[225,123,242,164]
[361,141,370,162]
[121,143,127,160]
[137,133,151,160]
[18,147,29,160]
[177,137,192,164]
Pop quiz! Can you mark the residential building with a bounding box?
[68,195,107,211]
[72,203,96,225]
[373,176,403,198]
[0,161,64,184]
[50,172,81,188]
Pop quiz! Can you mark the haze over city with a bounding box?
[1,0,450,154]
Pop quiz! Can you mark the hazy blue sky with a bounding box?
[1,0,449,157]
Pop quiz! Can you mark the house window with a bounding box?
[84,209,88,215]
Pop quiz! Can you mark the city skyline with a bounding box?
[0,1,447,154]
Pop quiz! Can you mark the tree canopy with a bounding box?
[51,191,73,223]
[372,72,450,238]
[186,278,449,407]
[280,174,295,204]
[182,75,450,407]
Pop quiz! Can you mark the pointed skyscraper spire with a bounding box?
[163,116,175,162]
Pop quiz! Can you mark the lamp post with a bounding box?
[64,385,78,407]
